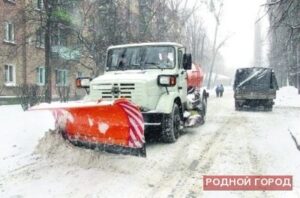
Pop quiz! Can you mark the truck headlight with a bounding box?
[157,75,177,87]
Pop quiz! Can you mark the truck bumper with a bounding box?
[235,95,276,100]
[142,112,164,126]
[142,112,169,134]
[234,91,276,100]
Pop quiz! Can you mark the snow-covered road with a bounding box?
[1,88,300,198]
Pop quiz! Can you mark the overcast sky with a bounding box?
[193,0,268,72]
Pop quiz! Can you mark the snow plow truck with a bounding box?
[31,42,208,157]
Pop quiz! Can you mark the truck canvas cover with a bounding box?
[234,67,278,91]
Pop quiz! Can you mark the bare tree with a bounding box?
[15,84,45,110]
[0,85,4,96]
[203,0,232,89]
[184,14,207,64]
[71,0,138,75]
[68,0,200,75]
[165,0,201,42]
[266,0,300,92]
[57,86,70,102]
[43,0,52,103]
[206,0,224,89]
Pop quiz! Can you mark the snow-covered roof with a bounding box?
[108,42,184,50]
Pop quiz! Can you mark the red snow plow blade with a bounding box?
[30,99,146,157]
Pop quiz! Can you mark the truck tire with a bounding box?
[265,106,273,111]
[201,90,208,121]
[235,100,241,111]
[264,104,273,111]
[264,100,274,111]
[161,103,180,143]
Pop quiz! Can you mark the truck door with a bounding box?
[178,48,187,102]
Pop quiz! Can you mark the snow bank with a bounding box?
[34,129,142,169]
[275,86,300,107]
[274,86,300,162]
[34,130,72,157]
[0,105,54,175]
[34,129,108,168]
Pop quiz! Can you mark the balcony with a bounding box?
[51,45,80,61]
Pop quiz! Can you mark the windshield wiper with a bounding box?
[130,64,143,70]
[145,62,164,70]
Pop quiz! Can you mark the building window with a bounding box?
[76,71,83,78]
[4,64,15,86]
[36,0,44,10]
[36,28,45,48]
[52,28,60,46]
[51,28,67,47]
[36,67,45,85]
[56,69,68,86]
[4,22,15,43]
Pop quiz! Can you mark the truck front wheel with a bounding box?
[161,103,181,143]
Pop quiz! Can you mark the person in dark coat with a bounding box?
[219,84,224,97]
[215,85,220,97]
[215,84,224,97]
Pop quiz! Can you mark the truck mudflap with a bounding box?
[30,99,146,157]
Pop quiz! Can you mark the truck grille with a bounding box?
[93,83,136,100]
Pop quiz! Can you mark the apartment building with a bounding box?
[0,0,93,102]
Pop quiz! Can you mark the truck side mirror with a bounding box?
[183,53,192,70]
[76,77,91,89]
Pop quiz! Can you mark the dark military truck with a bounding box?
[233,67,278,111]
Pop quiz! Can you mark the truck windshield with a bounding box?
[106,46,175,71]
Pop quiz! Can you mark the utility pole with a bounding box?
[207,0,223,89]
[200,34,205,63]
[254,20,262,66]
